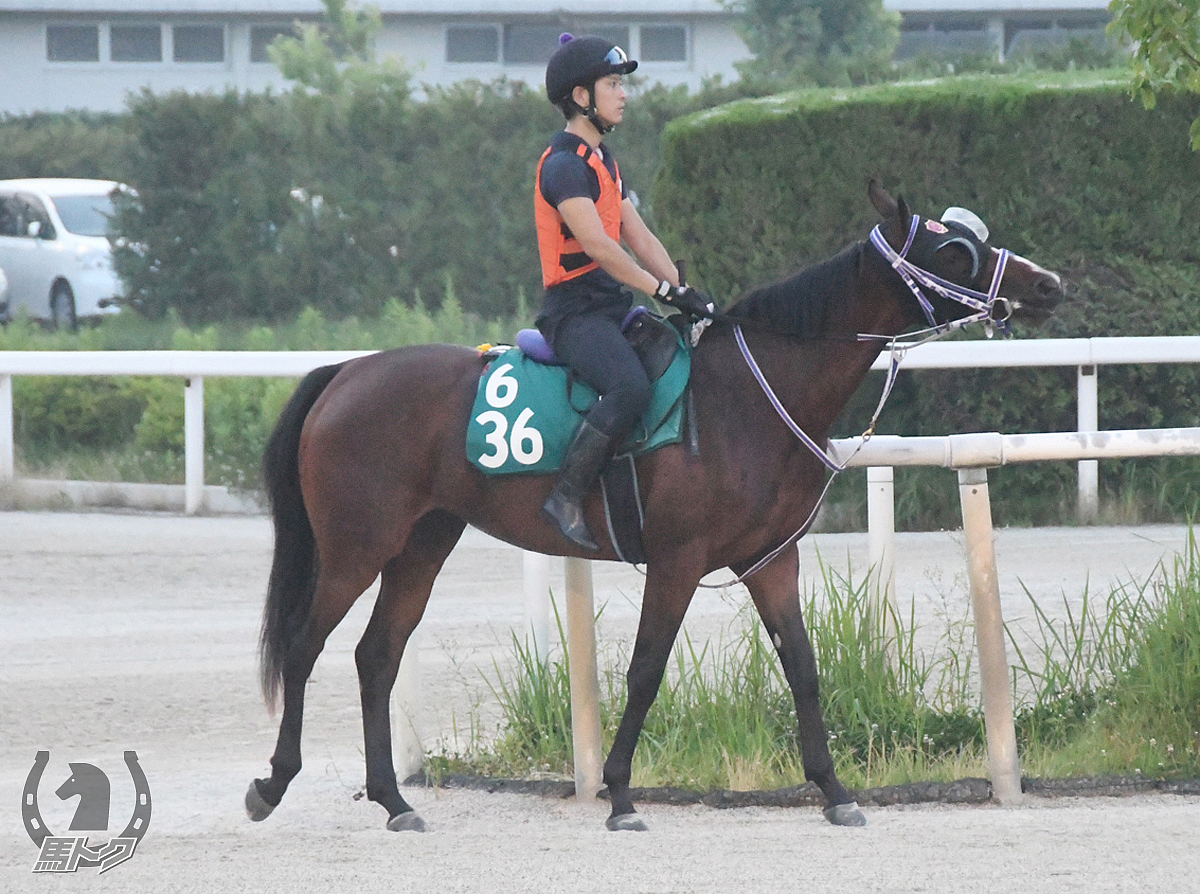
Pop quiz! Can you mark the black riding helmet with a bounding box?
[545,33,638,132]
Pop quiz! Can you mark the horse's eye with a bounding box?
[936,238,980,282]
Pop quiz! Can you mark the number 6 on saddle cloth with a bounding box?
[467,307,691,479]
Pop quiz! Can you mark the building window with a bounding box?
[173,25,225,63]
[447,25,499,63]
[111,25,162,62]
[503,24,563,65]
[641,25,686,62]
[590,27,630,54]
[251,26,292,63]
[940,19,987,33]
[46,25,99,62]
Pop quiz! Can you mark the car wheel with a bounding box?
[50,282,77,332]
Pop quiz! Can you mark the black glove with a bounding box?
[654,280,715,319]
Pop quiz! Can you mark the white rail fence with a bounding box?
[5,337,1200,802]
[5,336,1200,515]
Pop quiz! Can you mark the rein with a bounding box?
[701,217,1015,587]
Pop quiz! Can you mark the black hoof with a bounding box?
[386,811,427,833]
[605,812,649,832]
[823,801,867,827]
[245,780,276,822]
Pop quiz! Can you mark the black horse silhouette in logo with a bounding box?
[56,763,111,831]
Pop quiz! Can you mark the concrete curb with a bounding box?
[408,772,1200,808]
[0,478,264,515]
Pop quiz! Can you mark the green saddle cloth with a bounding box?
[467,332,691,476]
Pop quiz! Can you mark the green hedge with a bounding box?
[655,71,1200,296]
[655,72,1200,526]
[0,112,134,181]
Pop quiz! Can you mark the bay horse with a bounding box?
[245,182,1062,832]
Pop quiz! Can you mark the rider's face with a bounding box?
[590,75,626,126]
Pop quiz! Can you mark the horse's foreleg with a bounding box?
[355,511,465,832]
[602,557,699,831]
[249,567,373,820]
[743,545,866,827]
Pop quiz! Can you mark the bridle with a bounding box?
[868,214,1013,342]
[714,213,1017,585]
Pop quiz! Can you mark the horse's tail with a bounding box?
[258,362,345,710]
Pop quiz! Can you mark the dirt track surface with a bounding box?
[2,510,1199,892]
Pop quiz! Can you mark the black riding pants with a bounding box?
[545,309,652,442]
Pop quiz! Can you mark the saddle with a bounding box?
[468,309,694,564]
[515,307,682,381]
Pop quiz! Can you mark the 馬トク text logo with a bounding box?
[21,750,152,873]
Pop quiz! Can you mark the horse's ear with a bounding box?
[868,179,898,219]
[868,180,912,246]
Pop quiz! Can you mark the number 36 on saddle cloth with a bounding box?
[467,309,691,476]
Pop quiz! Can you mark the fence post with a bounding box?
[184,376,205,515]
[564,557,603,801]
[867,466,897,661]
[1077,364,1099,523]
[392,631,424,779]
[957,466,1023,804]
[523,551,552,663]
[0,373,12,481]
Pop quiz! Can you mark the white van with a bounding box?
[0,178,125,329]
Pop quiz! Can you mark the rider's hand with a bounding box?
[654,280,715,319]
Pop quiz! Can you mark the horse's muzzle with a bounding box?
[1006,258,1064,326]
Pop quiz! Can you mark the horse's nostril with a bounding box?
[1038,274,1064,299]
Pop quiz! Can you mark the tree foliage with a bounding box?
[111,0,419,323]
[1109,0,1200,147]
[730,0,900,86]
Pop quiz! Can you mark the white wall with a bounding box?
[0,15,291,114]
[0,11,751,115]
[373,17,748,95]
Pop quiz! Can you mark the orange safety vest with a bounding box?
[535,141,623,289]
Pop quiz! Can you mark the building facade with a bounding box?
[0,1,1114,116]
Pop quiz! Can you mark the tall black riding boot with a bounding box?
[541,421,613,552]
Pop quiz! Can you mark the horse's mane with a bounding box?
[724,242,864,337]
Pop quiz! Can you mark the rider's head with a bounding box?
[545,33,638,134]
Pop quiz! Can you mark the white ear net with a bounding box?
[941,207,989,243]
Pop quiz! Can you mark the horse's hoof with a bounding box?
[605,813,649,832]
[823,801,867,827]
[386,811,427,833]
[245,780,276,822]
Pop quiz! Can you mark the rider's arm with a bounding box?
[620,197,679,286]
[556,196,673,297]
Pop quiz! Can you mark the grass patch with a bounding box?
[432,536,1200,791]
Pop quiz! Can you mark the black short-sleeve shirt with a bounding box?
[536,131,633,338]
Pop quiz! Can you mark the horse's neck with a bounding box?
[709,328,883,442]
[709,261,910,443]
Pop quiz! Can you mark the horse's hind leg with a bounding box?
[742,545,866,827]
[248,562,380,821]
[356,510,466,832]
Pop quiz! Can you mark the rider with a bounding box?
[535,33,713,552]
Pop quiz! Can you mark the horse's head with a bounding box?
[868,180,1063,333]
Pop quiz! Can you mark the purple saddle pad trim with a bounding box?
[516,307,652,366]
